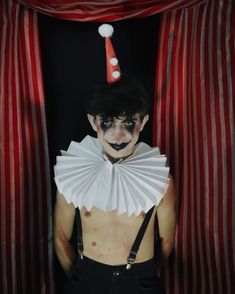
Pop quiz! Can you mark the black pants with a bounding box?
[64,256,166,294]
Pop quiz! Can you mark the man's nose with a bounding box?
[113,126,125,142]
[115,133,123,142]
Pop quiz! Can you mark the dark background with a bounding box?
[38,13,160,292]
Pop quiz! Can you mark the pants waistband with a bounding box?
[72,255,156,281]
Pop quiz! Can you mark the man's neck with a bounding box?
[103,150,134,164]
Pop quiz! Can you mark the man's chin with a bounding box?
[104,146,134,160]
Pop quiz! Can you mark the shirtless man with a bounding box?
[53,76,176,293]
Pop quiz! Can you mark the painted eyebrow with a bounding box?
[122,118,137,122]
[98,116,114,121]
[98,116,137,122]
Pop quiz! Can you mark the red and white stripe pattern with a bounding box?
[0,1,54,293]
[16,0,206,21]
[153,1,235,293]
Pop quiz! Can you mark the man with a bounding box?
[53,76,176,293]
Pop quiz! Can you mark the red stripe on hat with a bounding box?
[105,37,121,84]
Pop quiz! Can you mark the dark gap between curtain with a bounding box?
[38,13,160,293]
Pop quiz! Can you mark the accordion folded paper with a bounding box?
[54,135,169,216]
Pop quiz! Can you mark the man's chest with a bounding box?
[79,207,156,241]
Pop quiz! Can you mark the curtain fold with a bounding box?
[0,1,54,294]
[1,0,234,293]
[15,0,207,21]
[153,1,235,293]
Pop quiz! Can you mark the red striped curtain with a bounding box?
[16,0,207,21]
[153,1,235,293]
[0,1,54,294]
[0,0,234,293]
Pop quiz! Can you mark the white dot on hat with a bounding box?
[110,57,118,66]
[112,71,120,79]
[98,24,114,37]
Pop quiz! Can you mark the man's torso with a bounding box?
[79,206,158,265]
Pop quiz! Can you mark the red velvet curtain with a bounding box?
[16,0,207,21]
[0,0,234,293]
[0,2,53,294]
[153,2,235,293]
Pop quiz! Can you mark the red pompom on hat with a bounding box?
[98,24,121,84]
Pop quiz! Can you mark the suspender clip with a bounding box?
[126,251,137,270]
[78,250,83,260]
[77,237,83,259]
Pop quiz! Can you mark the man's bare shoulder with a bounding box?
[56,191,75,207]
[54,191,76,222]
[157,175,176,210]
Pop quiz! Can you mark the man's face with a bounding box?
[88,113,149,161]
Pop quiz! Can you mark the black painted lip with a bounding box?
[108,142,130,151]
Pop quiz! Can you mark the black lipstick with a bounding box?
[109,142,129,151]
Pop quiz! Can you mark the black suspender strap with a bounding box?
[76,208,84,259]
[126,206,155,270]
[76,206,155,268]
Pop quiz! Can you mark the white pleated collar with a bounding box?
[54,135,169,216]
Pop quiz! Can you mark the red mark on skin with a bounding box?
[58,229,74,262]
[94,228,98,231]
[92,241,97,246]
[115,133,123,141]
[135,126,140,134]
[85,211,92,217]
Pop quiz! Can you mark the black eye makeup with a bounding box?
[98,116,138,133]
[123,120,135,127]
[101,121,113,128]
[99,118,114,131]
[122,119,137,133]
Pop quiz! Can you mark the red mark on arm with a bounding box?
[58,229,74,262]
[91,241,97,246]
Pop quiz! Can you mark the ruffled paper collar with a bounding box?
[54,135,169,216]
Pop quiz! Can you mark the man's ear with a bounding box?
[140,114,149,131]
[87,114,98,132]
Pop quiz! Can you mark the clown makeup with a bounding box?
[88,113,149,162]
[100,116,137,134]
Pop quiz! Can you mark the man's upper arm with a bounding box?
[156,176,177,257]
[54,191,76,241]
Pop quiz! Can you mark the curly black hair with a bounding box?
[85,75,150,120]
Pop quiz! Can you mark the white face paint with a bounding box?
[87,113,149,162]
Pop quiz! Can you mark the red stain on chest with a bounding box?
[85,211,92,217]
[141,211,146,218]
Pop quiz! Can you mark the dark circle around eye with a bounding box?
[101,121,112,127]
[124,121,135,127]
